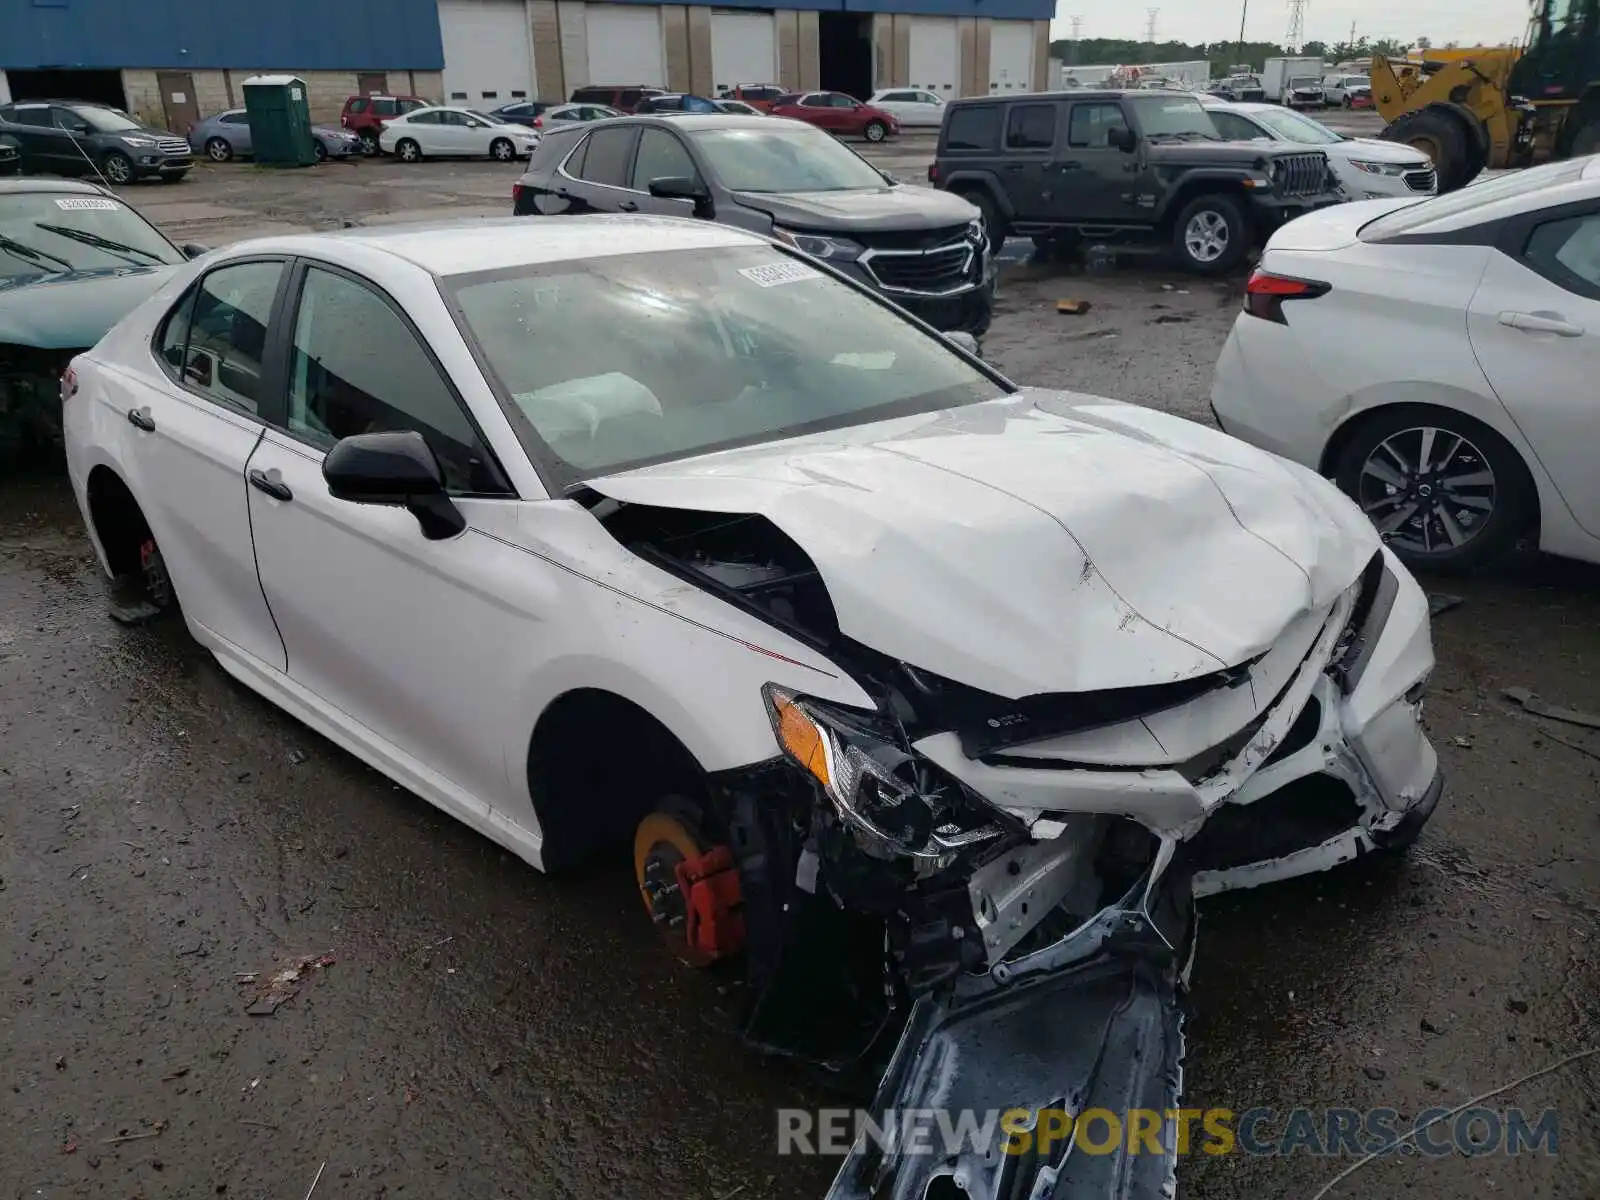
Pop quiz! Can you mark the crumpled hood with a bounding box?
[0,265,181,350]
[733,186,979,234]
[589,391,1379,698]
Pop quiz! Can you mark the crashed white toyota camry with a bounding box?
[62,216,1440,1198]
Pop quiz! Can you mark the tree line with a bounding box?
[1048,36,1417,75]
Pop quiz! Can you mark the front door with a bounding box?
[626,126,703,218]
[357,72,388,97]
[119,259,289,670]
[1000,101,1060,221]
[1467,203,1600,537]
[244,261,531,805]
[1062,100,1143,224]
[156,72,199,133]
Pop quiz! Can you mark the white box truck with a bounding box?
[1262,57,1326,104]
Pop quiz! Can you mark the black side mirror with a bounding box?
[182,243,208,259]
[1109,126,1137,152]
[322,430,466,540]
[648,175,712,216]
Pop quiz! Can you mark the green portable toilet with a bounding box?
[242,75,318,167]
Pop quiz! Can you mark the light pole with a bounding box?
[1236,0,1249,67]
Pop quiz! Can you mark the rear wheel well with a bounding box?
[1319,402,1541,527]
[85,465,153,577]
[527,688,707,871]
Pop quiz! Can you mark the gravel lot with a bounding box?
[3,120,1598,1199]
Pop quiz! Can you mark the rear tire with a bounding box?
[1381,109,1473,192]
[1173,193,1250,275]
[1332,407,1535,572]
[1570,115,1600,157]
[359,130,379,155]
[313,140,328,162]
[396,138,421,163]
[205,136,233,162]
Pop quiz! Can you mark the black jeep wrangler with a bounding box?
[929,90,1342,274]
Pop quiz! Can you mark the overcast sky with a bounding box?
[1049,1,1531,51]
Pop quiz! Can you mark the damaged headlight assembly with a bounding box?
[763,685,1003,862]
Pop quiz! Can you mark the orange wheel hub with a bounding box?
[633,811,746,967]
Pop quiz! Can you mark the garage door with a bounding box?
[586,4,666,89]
[710,11,776,94]
[439,0,537,106]
[988,20,1034,94]
[909,17,958,97]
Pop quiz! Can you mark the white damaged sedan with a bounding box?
[62,216,1440,1198]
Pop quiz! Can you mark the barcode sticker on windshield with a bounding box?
[739,261,821,288]
[54,197,120,211]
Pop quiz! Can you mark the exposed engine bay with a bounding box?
[595,487,1442,1199]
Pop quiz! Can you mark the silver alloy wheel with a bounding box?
[206,137,232,162]
[864,121,886,142]
[398,139,420,162]
[1357,425,1497,558]
[102,153,132,184]
[1183,210,1230,263]
[491,137,513,161]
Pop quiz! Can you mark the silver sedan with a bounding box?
[187,109,364,163]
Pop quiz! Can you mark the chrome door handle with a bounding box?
[1499,311,1584,337]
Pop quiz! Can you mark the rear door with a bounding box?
[8,104,71,171]
[559,124,640,212]
[999,101,1060,221]
[1468,202,1600,536]
[403,109,446,153]
[118,259,290,670]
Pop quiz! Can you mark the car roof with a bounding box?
[230,215,770,276]
[605,113,779,132]
[0,177,112,196]
[947,89,1170,105]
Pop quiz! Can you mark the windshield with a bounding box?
[448,246,1002,481]
[1362,158,1588,239]
[689,125,887,192]
[1289,77,1319,87]
[65,105,144,133]
[1128,96,1219,138]
[0,192,182,278]
[1251,107,1342,144]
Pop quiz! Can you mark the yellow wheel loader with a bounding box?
[1374,0,1600,191]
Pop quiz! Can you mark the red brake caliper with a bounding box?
[673,846,746,963]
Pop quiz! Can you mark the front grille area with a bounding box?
[156,138,191,155]
[1403,167,1438,192]
[862,240,975,296]
[859,224,969,251]
[1272,153,1330,196]
[1182,774,1363,873]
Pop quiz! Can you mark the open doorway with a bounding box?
[818,12,873,99]
[4,69,128,110]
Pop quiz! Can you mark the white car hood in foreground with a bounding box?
[1337,137,1433,166]
[589,390,1379,699]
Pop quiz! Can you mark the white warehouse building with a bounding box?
[432,0,1054,108]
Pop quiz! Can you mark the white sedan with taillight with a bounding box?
[1213,156,1600,571]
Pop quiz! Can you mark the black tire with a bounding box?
[1382,109,1473,192]
[1570,115,1600,157]
[957,188,1006,254]
[204,136,233,162]
[489,136,515,162]
[1343,96,1354,109]
[100,150,134,185]
[313,140,328,162]
[140,537,176,610]
[862,119,888,143]
[1172,193,1250,275]
[359,130,379,155]
[1333,407,1535,573]
[396,138,421,163]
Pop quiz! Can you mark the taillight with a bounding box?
[512,181,524,208]
[927,162,939,184]
[533,115,543,128]
[61,365,78,402]
[1244,269,1329,324]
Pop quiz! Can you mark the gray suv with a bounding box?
[512,113,994,335]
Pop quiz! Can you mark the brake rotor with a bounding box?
[634,810,717,967]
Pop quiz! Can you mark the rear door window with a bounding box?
[575,126,637,187]
[1005,104,1056,150]
[944,106,999,151]
[346,98,369,114]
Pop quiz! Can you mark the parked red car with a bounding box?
[718,83,786,112]
[340,94,430,153]
[768,91,899,142]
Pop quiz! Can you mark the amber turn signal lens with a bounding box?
[773,696,831,789]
